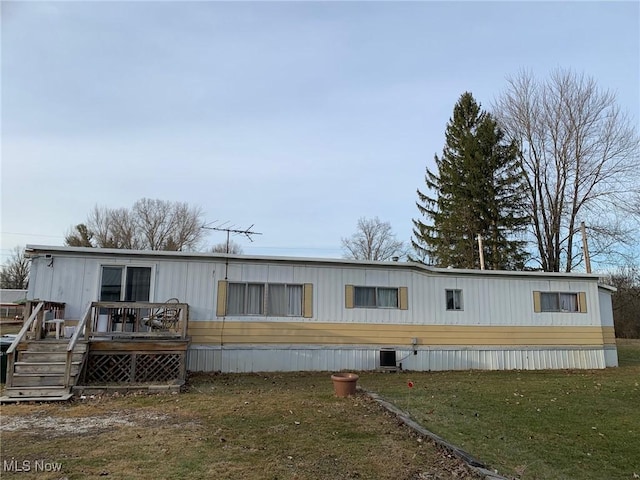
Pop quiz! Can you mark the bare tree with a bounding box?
[133,198,179,250]
[211,240,244,254]
[494,69,639,272]
[0,246,30,289]
[342,217,406,261]
[66,199,205,251]
[604,264,640,338]
[628,191,640,229]
[86,206,117,248]
[164,201,205,251]
[109,207,141,249]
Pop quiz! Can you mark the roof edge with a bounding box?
[25,244,602,280]
[597,283,617,293]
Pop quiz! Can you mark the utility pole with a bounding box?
[580,222,592,274]
[477,234,485,270]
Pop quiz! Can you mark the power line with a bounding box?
[1,231,65,239]
[244,245,341,251]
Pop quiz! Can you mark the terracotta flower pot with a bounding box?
[331,373,359,397]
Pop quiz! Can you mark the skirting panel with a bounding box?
[604,346,619,367]
[187,344,611,373]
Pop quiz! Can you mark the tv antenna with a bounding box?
[201,221,262,253]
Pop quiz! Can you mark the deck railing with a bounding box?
[6,300,67,353]
[64,300,189,388]
[6,302,44,356]
[86,300,189,339]
[64,302,93,388]
[4,300,189,391]
[14,301,67,341]
[5,302,45,388]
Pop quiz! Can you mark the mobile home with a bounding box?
[23,245,617,374]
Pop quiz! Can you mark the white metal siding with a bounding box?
[26,253,609,329]
[28,254,605,328]
[598,289,614,327]
[29,257,93,318]
[29,256,54,301]
[154,261,189,304]
[187,345,608,373]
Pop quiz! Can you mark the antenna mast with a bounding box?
[201,222,263,253]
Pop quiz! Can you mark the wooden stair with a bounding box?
[1,340,88,403]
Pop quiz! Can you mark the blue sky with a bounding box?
[1,1,639,264]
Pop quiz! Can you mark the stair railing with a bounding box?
[5,301,45,388]
[64,302,93,389]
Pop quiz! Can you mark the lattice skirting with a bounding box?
[85,353,185,384]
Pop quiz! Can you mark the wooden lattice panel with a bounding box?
[86,354,132,383]
[84,352,185,384]
[134,354,182,382]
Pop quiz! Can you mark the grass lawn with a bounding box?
[360,340,640,480]
[1,373,478,480]
[1,341,638,479]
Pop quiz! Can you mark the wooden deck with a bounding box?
[1,300,190,402]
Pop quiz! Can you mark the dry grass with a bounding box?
[1,372,479,480]
[0,323,22,336]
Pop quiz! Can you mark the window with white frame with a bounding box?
[541,292,579,312]
[354,286,399,308]
[446,289,463,311]
[100,266,151,302]
[227,282,303,316]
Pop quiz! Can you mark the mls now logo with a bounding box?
[3,458,63,473]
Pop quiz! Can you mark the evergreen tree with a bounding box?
[412,92,528,270]
[65,224,94,247]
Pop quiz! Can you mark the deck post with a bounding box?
[35,307,44,340]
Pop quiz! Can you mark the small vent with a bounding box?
[380,348,396,368]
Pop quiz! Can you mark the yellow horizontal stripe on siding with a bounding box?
[188,322,613,347]
[602,327,616,345]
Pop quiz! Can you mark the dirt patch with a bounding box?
[0,410,172,437]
